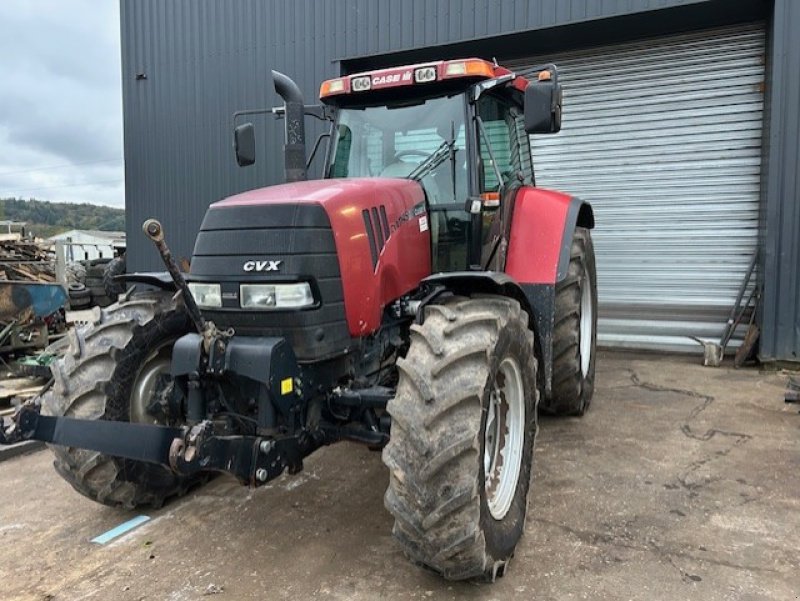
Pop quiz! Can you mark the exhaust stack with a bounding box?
[272,70,307,183]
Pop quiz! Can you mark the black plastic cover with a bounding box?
[189,203,351,361]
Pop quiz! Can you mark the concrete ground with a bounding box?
[0,353,798,601]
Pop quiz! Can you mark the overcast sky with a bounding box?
[0,1,124,208]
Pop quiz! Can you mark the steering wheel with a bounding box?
[392,149,431,162]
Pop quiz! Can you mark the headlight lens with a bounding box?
[240,283,314,309]
[187,283,221,308]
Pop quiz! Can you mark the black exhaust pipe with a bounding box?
[272,70,307,182]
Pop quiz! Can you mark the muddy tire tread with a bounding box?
[383,295,537,580]
[542,227,597,416]
[40,292,199,509]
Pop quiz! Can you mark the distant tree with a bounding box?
[0,197,125,237]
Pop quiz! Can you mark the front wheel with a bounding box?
[383,295,538,580]
[40,292,202,509]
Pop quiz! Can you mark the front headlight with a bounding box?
[187,283,222,308]
[240,283,314,309]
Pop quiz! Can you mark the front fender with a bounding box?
[115,271,177,291]
[419,272,550,396]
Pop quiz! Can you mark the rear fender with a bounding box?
[505,188,593,285]
[420,272,548,395]
[503,189,593,399]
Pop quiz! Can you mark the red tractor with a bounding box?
[1,59,596,580]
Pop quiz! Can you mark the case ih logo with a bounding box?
[372,69,413,89]
[242,260,282,272]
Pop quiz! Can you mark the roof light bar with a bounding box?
[319,58,518,99]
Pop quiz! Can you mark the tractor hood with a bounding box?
[192,177,431,357]
[212,177,423,211]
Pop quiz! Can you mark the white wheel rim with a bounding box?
[484,356,525,520]
[579,276,593,377]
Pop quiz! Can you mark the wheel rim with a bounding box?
[579,276,593,377]
[130,344,173,425]
[484,356,525,520]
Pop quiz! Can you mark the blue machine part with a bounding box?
[0,282,68,321]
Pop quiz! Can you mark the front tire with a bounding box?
[383,295,538,580]
[40,292,201,509]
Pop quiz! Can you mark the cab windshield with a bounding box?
[326,95,468,206]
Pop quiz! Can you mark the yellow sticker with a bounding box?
[280,378,293,395]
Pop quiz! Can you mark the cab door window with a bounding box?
[476,94,533,192]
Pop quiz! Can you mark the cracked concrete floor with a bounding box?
[0,352,798,600]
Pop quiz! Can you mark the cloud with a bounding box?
[0,1,123,207]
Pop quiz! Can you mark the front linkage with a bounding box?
[0,219,388,487]
[0,404,318,486]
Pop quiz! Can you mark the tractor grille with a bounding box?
[189,203,351,361]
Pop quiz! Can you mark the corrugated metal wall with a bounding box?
[760,0,800,363]
[508,24,765,352]
[119,0,708,271]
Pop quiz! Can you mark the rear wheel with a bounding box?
[40,292,202,508]
[542,227,597,416]
[383,295,538,580]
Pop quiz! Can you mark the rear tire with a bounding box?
[383,295,538,580]
[40,292,201,509]
[542,227,597,416]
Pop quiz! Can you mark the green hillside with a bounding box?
[0,198,124,238]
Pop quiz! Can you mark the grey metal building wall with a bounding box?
[119,0,712,271]
[760,0,800,362]
[119,0,800,362]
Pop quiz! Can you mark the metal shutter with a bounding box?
[507,24,765,352]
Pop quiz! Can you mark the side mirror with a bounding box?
[524,80,562,134]
[234,122,256,166]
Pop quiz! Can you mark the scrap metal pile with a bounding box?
[0,238,65,356]
[0,240,56,283]
[0,236,125,412]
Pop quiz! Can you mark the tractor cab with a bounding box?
[236,58,562,273]
[322,59,562,273]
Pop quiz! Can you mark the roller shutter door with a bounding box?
[507,24,765,352]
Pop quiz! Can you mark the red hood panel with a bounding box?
[213,178,431,337]
[214,177,421,208]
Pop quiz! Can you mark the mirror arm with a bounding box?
[263,104,334,121]
[303,105,336,122]
[233,104,333,128]
[232,107,276,129]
